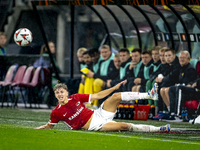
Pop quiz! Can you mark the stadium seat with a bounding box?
[1,65,27,108]
[11,66,34,108]
[0,65,17,108]
[184,100,200,118]
[18,67,43,108]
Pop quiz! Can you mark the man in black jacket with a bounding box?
[155,50,197,120]
[153,48,180,119]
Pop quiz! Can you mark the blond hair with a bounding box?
[53,83,68,92]
[159,47,169,53]
[77,47,87,55]
[101,45,110,51]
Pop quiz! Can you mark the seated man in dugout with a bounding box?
[107,48,132,92]
[78,50,93,94]
[153,48,180,119]
[160,51,197,120]
[127,48,143,91]
[131,50,154,93]
[85,45,115,109]
[76,47,87,70]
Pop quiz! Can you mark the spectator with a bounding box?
[0,32,7,55]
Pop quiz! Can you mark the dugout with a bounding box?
[1,0,200,79]
[1,0,200,103]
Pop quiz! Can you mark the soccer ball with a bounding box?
[14,28,33,46]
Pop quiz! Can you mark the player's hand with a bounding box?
[86,71,94,78]
[123,79,127,85]
[129,61,136,70]
[107,80,112,87]
[156,77,163,83]
[192,82,197,87]
[114,80,126,90]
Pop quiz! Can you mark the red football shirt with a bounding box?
[48,94,94,130]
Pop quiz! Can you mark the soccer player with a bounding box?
[36,81,170,132]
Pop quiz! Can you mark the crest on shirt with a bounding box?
[76,101,80,106]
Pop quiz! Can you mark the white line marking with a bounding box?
[63,130,200,145]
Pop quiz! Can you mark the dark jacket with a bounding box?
[161,56,181,87]
[178,63,197,85]
[107,60,120,81]
[149,63,170,82]
[110,57,132,87]
[126,62,144,83]
[93,59,116,81]
[137,59,154,86]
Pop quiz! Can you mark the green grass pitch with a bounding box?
[0,108,200,150]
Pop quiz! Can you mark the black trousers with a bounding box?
[169,85,200,116]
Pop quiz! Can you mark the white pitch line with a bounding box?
[65,130,200,145]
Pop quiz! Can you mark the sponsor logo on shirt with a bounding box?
[76,101,80,106]
[63,112,67,117]
[68,107,84,120]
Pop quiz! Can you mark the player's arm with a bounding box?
[35,123,54,129]
[90,80,125,101]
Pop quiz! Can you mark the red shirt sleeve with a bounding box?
[48,111,59,125]
[73,94,91,104]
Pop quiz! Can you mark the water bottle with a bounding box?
[181,107,185,120]
[183,107,188,122]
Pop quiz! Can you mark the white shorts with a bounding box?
[88,103,116,131]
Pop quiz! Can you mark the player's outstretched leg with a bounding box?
[129,123,170,132]
[148,82,158,100]
[121,83,158,101]
[103,83,159,113]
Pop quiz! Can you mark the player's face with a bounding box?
[119,51,130,63]
[83,54,92,65]
[91,52,100,64]
[141,54,152,65]
[159,51,166,64]
[179,53,190,67]
[77,53,83,62]
[165,51,176,64]
[54,88,69,103]
[100,48,111,60]
[131,51,141,64]
[114,57,121,69]
[152,50,160,62]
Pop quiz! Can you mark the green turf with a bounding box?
[0,108,200,150]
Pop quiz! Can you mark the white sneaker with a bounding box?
[189,115,200,124]
[148,83,158,100]
[160,124,171,132]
